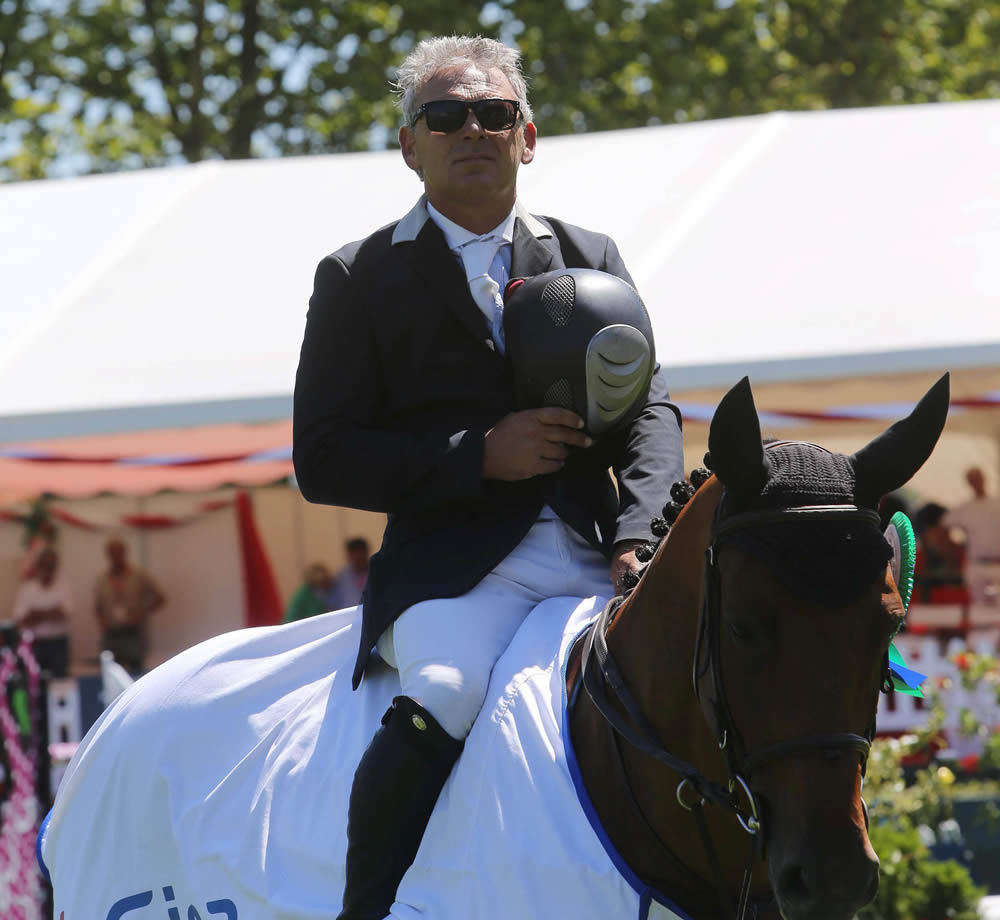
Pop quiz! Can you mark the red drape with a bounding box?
[234,489,283,628]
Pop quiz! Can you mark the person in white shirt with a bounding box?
[12,548,72,677]
[944,466,1000,604]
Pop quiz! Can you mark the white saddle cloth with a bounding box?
[40,597,692,920]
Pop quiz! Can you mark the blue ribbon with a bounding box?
[888,642,926,698]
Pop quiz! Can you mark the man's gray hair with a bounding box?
[394,35,534,126]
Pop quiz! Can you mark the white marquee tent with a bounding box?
[2,100,1000,494]
[1,99,999,669]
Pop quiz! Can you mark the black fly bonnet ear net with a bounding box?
[503,269,655,437]
[711,441,893,606]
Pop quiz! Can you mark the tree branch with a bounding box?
[0,0,27,101]
[230,0,260,158]
[186,0,207,160]
[140,0,183,139]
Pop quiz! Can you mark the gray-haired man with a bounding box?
[293,34,684,919]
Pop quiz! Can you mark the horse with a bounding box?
[39,374,949,920]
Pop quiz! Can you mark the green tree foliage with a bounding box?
[1,0,998,180]
[858,649,1000,920]
[860,825,984,920]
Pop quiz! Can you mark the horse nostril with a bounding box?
[777,855,880,916]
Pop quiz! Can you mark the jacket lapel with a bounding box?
[403,218,492,344]
[510,216,562,280]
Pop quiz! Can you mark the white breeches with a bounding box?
[376,515,612,739]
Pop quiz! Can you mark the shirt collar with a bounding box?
[425,200,516,251]
[392,195,551,245]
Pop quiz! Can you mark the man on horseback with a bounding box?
[293,34,684,920]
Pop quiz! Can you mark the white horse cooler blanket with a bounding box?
[39,597,692,920]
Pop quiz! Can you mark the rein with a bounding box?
[580,597,766,920]
[578,501,893,920]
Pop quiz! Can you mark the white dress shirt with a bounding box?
[426,201,516,353]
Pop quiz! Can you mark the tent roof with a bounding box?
[0,420,292,504]
[2,99,999,442]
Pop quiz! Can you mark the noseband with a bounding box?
[580,501,893,919]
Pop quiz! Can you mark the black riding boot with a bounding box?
[337,695,464,920]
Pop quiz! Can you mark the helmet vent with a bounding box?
[543,378,574,409]
[541,275,575,327]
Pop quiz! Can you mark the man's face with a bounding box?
[347,546,369,574]
[306,566,331,592]
[37,551,57,582]
[107,540,127,567]
[399,63,536,210]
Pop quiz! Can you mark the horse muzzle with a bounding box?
[769,825,879,920]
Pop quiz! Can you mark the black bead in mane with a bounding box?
[690,468,711,490]
[618,468,712,597]
[650,518,670,538]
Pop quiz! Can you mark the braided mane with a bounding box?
[617,467,711,594]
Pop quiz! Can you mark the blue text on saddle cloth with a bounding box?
[104,885,237,920]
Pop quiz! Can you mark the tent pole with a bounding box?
[136,496,149,568]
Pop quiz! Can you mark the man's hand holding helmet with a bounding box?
[482,408,592,481]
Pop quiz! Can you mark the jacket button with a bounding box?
[412,714,427,731]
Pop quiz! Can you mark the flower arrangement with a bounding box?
[858,647,1000,920]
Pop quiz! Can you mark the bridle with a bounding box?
[579,497,895,920]
[696,504,882,788]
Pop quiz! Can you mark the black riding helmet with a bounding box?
[503,268,656,437]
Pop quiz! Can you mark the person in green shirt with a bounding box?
[283,563,335,624]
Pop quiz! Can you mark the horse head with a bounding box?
[698,374,950,920]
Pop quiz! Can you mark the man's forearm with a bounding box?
[613,370,685,543]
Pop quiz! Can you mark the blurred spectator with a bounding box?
[913,502,966,603]
[944,467,1000,605]
[283,563,335,623]
[12,548,71,677]
[19,517,58,580]
[94,538,166,674]
[879,491,911,531]
[329,537,370,610]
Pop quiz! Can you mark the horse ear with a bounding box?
[708,377,772,494]
[851,374,950,507]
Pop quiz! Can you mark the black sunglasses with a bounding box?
[412,98,521,134]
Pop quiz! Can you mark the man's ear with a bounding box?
[400,125,421,173]
[520,121,537,165]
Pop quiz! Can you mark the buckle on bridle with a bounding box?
[676,777,707,812]
[729,774,761,836]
